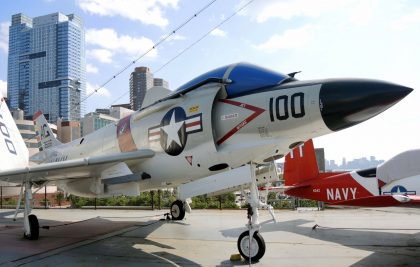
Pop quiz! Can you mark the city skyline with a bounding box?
[325,155,385,171]
[0,1,419,162]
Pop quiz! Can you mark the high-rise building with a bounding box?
[129,67,153,111]
[81,106,133,136]
[153,78,169,89]
[57,119,80,143]
[315,148,325,172]
[7,12,86,122]
[80,112,117,136]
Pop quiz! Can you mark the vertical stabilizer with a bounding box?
[33,111,61,151]
[0,94,29,171]
[284,139,319,186]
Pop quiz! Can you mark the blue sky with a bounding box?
[0,0,420,163]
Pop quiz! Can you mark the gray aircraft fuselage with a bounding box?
[32,63,412,197]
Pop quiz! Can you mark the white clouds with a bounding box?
[86,28,157,63]
[86,63,99,74]
[0,80,6,97]
[169,34,186,41]
[86,82,111,98]
[210,28,227,37]
[392,8,420,29]
[248,0,346,22]
[77,0,178,27]
[0,22,10,54]
[255,25,315,52]
[87,49,113,63]
[243,0,377,25]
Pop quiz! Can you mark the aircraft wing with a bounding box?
[0,149,155,183]
[330,194,420,207]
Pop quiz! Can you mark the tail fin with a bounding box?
[284,139,319,186]
[33,111,61,151]
[0,94,29,171]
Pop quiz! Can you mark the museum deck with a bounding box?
[1,207,420,266]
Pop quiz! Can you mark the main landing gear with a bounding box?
[237,167,276,263]
[170,200,186,220]
[14,182,39,240]
[169,198,192,220]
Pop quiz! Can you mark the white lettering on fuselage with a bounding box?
[0,113,17,155]
[326,188,357,201]
[47,155,68,163]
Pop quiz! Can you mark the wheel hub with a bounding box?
[240,235,259,258]
[171,205,180,217]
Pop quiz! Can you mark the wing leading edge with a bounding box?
[0,149,155,183]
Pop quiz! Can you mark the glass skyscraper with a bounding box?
[7,12,85,122]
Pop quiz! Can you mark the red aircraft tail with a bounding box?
[284,139,319,186]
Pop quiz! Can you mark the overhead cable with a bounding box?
[77,0,218,105]
[109,0,255,107]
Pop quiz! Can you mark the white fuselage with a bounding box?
[37,83,331,197]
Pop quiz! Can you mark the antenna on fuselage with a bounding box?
[287,71,302,78]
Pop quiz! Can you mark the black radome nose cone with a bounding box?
[320,79,413,131]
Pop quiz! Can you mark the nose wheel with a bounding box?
[170,200,186,220]
[237,230,266,262]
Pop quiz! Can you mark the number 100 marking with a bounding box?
[269,93,305,121]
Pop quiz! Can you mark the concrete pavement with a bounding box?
[1,207,420,266]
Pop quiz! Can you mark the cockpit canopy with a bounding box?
[175,62,292,98]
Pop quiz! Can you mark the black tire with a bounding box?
[24,214,39,240]
[170,200,185,220]
[237,230,266,263]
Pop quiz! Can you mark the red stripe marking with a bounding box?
[186,121,201,127]
[33,110,43,121]
[378,179,386,188]
[117,115,137,152]
[149,131,160,137]
[216,99,265,145]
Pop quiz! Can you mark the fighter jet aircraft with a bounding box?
[0,62,413,262]
[284,139,420,206]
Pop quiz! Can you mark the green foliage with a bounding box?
[55,192,64,206]
[1,198,17,206]
[67,191,238,209]
[39,198,50,207]
[270,199,294,209]
[68,190,177,208]
[298,199,318,207]
[190,192,238,209]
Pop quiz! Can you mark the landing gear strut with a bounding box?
[237,227,266,262]
[170,200,186,220]
[237,164,276,263]
[14,182,39,240]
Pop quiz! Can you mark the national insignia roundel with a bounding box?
[148,107,203,156]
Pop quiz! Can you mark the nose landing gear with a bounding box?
[236,165,276,263]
